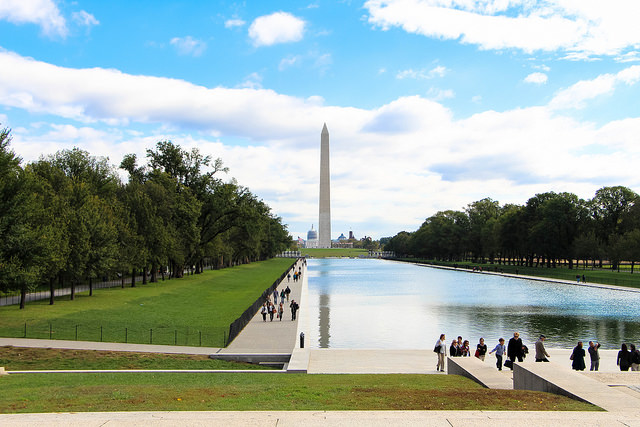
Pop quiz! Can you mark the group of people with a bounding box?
[260,261,305,322]
[435,332,640,372]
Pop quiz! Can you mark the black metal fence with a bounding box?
[226,258,298,346]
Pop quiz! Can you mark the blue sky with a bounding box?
[2,1,640,240]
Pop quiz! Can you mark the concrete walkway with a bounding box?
[2,410,640,426]
[220,259,306,354]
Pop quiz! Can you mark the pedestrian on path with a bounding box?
[507,332,524,369]
[535,335,550,362]
[588,341,601,371]
[570,341,586,371]
[434,334,446,372]
[273,289,278,305]
[489,338,506,371]
[617,343,632,371]
[269,303,275,322]
[630,344,640,371]
[285,285,291,302]
[290,299,299,320]
[475,338,487,361]
[261,303,268,322]
[278,302,284,321]
[287,273,291,282]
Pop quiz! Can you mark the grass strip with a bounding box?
[0,372,599,413]
[400,259,640,289]
[0,346,272,371]
[0,258,294,347]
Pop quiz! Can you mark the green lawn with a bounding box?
[0,347,273,371]
[0,259,294,347]
[401,259,640,289]
[0,372,598,413]
[301,248,369,258]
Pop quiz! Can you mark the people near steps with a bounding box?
[507,332,524,369]
[278,302,284,321]
[588,341,601,371]
[475,338,487,361]
[435,334,447,372]
[535,334,551,362]
[630,344,640,371]
[461,340,471,357]
[570,341,586,371]
[489,338,506,371]
[449,339,461,357]
[618,343,632,371]
[260,303,268,322]
[268,302,275,322]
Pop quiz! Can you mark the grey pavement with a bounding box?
[2,410,640,426]
[222,259,306,354]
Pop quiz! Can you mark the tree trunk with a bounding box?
[151,263,157,283]
[19,286,26,310]
[131,268,136,288]
[89,277,93,296]
[49,277,55,305]
[142,266,148,285]
[71,281,75,300]
[121,271,125,288]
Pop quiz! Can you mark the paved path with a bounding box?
[2,410,640,426]
[221,259,306,354]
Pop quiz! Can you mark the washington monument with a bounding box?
[318,123,331,248]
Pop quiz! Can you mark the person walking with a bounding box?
[617,343,632,371]
[476,338,487,361]
[570,341,586,371]
[285,285,291,302]
[278,302,284,321]
[290,299,299,321]
[630,344,640,371]
[260,303,268,322]
[435,334,447,372]
[449,339,460,357]
[535,335,550,362]
[489,338,507,371]
[269,303,275,322]
[588,341,601,371]
[507,332,524,369]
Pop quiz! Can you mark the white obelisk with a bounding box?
[318,123,331,248]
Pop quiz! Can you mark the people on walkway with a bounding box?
[489,338,506,371]
[273,289,278,305]
[535,335,550,362]
[461,340,471,357]
[285,285,291,302]
[278,302,284,321]
[630,344,640,371]
[269,302,275,322]
[475,338,487,361]
[570,341,586,371]
[450,339,461,357]
[435,334,446,372]
[588,341,601,371]
[290,299,299,320]
[507,332,524,369]
[618,343,632,371]
[261,303,268,322]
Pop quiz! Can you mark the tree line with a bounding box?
[384,186,640,271]
[0,128,292,309]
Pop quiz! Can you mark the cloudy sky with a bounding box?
[2,1,640,240]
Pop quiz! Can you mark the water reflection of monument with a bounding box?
[318,292,331,348]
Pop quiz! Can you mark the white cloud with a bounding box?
[224,18,245,29]
[237,72,263,89]
[365,0,640,59]
[524,72,548,85]
[396,65,447,80]
[426,87,455,101]
[550,65,640,110]
[72,10,99,28]
[248,12,305,47]
[0,0,67,37]
[3,50,640,239]
[170,36,207,57]
[279,55,301,70]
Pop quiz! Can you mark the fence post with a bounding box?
[150,328,153,344]
[174,330,177,346]
[199,330,202,347]
[125,327,128,343]
[100,326,103,342]
[24,322,26,338]
[75,325,78,341]
[49,323,52,339]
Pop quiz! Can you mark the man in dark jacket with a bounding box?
[507,332,524,369]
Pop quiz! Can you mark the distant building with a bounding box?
[306,224,319,248]
[349,231,355,240]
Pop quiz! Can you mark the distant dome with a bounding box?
[307,225,318,241]
[338,233,346,241]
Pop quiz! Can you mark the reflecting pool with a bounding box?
[306,258,640,349]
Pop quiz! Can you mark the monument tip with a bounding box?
[322,123,328,134]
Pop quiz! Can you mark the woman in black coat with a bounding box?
[617,343,632,371]
[571,341,586,371]
[507,332,524,368]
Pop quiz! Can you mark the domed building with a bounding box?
[306,224,319,248]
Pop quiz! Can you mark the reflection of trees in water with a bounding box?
[318,292,331,348]
[429,304,639,349]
